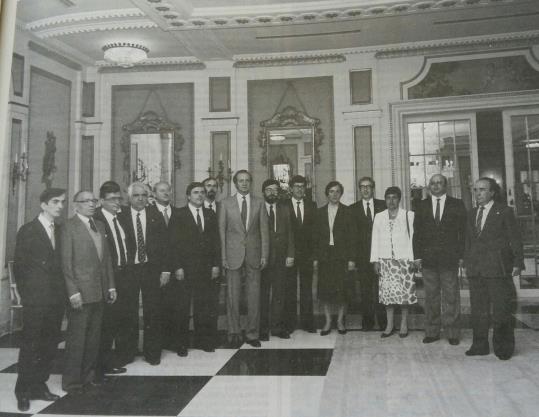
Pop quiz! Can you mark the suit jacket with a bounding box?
[205,200,221,216]
[118,205,169,270]
[413,196,467,268]
[464,201,524,278]
[94,207,127,268]
[266,202,295,267]
[61,215,115,304]
[218,194,270,270]
[349,198,386,272]
[14,217,65,306]
[170,206,220,273]
[285,198,316,261]
[313,203,356,262]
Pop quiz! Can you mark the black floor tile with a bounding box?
[1,349,64,374]
[0,413,32,417]
[38,376,211,416]
[217,349,333,376]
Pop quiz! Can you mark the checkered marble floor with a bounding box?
[0,330,336,417]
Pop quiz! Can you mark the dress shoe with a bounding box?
[496,352,512,361]
[448,338,460,346]
[304,327,317,334]
[201,345,215,353]
[33,390,60,401]
[246,339,261,348]
[104,367,127,375]
[465,346,489,356]
[338,329,347,335]
[17,396,30,411]
[259,333,270,342]
[146,357,161,365]
[380,329,396,338]
[422,336,440,344]
[320,329,331,336]
[273,331,290,339]
[177,346,188,357]
[227,335,243,349]
[399,331,409,338]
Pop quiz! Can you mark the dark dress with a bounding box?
[313,203,356,304]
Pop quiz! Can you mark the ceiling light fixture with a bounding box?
[102,42,149,68]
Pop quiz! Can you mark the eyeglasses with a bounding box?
[75,199,98,204]
[359,185,373,189]
[104,197,123,202]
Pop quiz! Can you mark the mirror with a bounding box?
[257,106,323,200]
[121,110,184,187]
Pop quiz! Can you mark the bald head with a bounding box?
[429,174,448,197]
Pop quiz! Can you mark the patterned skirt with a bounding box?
[379,258,418,305]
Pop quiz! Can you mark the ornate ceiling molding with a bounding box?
[23,0,519,35]
[96,56,205,71]
[233,52,346,68]
[26,8,145,31]
[373,30,539,58]
[134,0,517,31]
[32,20,159,39]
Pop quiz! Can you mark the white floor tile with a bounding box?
[0,373,65,414]
[0,347,18,371]
[121,349,238,376]
[178,375,325,417]
[241,330,337,349]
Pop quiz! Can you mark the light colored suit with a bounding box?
[219,194,269,340]
[61,215,114,392]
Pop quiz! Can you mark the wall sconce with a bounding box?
[207,157,232,193]
[12,152,28,194]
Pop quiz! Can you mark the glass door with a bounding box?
[504,110,539,294]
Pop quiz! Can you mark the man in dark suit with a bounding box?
[413,174,467,345]
[219,170,269,348]
[118,182,170,365]
[260,179,295,340]
[94,181,129,378]
[62,191,116,393]
[284,175,316,333]
[14,188,66,411]
[203,177,220,214]
[464,177,524,360]
[349,177,387,331]
[150,181,179,352]
[170,182,221,353]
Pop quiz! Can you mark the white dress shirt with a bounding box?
[155,202,171,221]
[362,198,374,219]
[131,207,147,264]
[265,202,276,232]
[328,203,339,246]
[101,209,127,267]
[204,200,217,213]
[476,199,494,231]
[431,194,447,220]
[38,213,55,248]
[235,193,251,229]
[188,203,205,230]
[291,197,304,223]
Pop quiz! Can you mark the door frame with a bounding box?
[503,107,539,297]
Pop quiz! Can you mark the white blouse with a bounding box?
[370,208,415,261]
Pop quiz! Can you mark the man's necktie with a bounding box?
[113,217,127,266]
[241,196,247,228]
[209,203,214,212]
[136,212,147,262]
[49,223,55,249]
[196,208,203,233]
[269,204,275,232]
[163,207,169,226]
[435,198,441,226]
[89,218,98,233]
[476,206,484,236]
[366,202,373,223]
[296,201,303,226]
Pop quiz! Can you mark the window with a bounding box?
[350,70,372,105]
[408,120,472,210]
